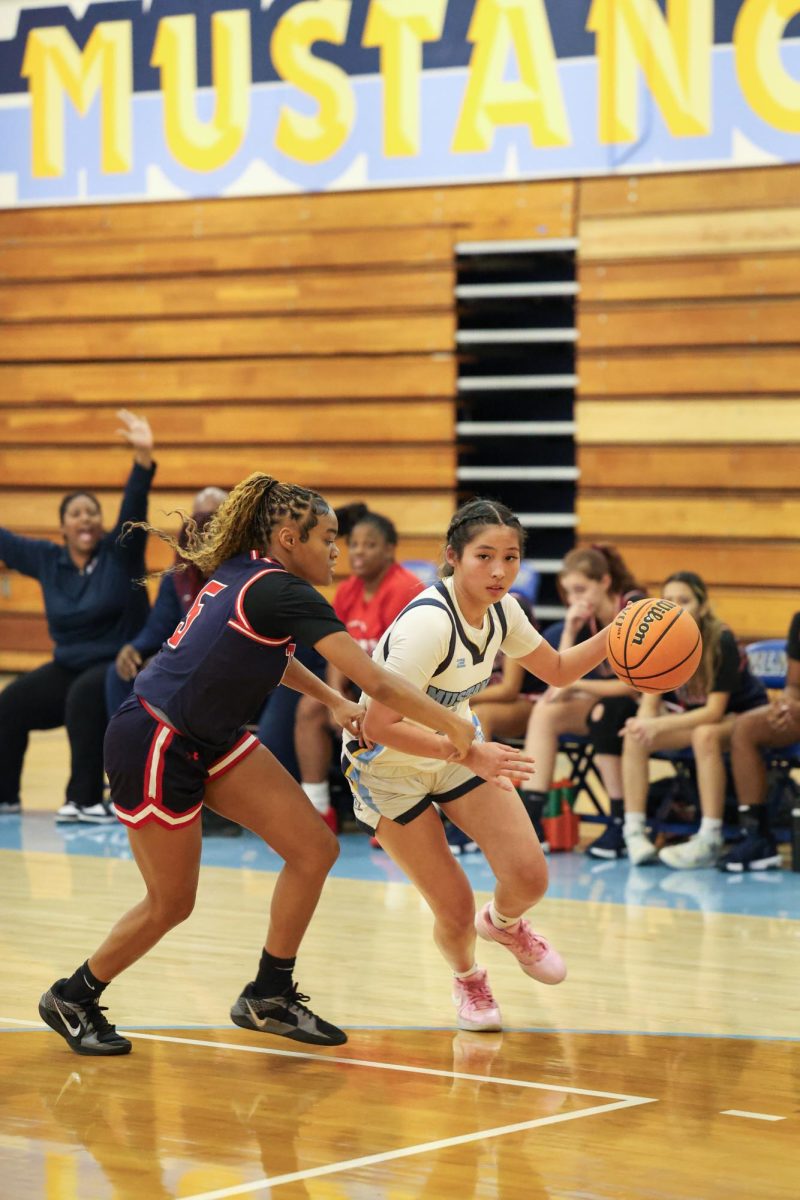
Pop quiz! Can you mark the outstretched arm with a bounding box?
[282,655,363,737]
[112,410,156,553]
[516,626,611,688]
[315,631,475,758]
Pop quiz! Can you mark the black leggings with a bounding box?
[585,695,639,755]
[0,659,111,809]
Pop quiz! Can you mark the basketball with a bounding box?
[607,597,702,693]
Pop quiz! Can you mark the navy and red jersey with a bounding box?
[134,553,344,753]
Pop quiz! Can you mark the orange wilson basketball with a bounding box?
[607,597,702,694]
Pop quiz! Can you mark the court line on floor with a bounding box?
[3,1018,799,1042]
[3,1017,658,1197]
[721,1109,786,1122]
[124,1029,655,1100]
[125,1031,656,1200]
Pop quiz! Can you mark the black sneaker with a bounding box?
[39,980,132,1056]
[717,830,781,873]
[230,981,347,1046]
[586,821,627,860]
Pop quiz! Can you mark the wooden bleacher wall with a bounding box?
[577,164,800,642]
[1,166,798,671]
[0,179,574,672]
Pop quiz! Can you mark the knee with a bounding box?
[691,723,724,759]
[149,889,196,931]
[303,825,340,874]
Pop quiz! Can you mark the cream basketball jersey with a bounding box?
[343,575,541,774]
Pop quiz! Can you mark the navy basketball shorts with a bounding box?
[104,696,259,830]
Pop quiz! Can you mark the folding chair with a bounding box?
[558,734,608,817]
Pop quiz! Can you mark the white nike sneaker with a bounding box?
[55,801,80,823]
[659,835,722,870]
[77,803,115,825]
[624,828,658,865]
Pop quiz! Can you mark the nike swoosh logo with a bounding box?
[81,973,96,991]
[244,999,294,1035]
[56,1004,81,1038]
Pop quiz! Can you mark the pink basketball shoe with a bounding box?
[475,903,566,984]
[452,968,502,1032]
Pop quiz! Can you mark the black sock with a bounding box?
[254,951,296,997]
[739,804,769,835]
[60,960,108,1004]
[609,798,624,823]
[521,791,545,825]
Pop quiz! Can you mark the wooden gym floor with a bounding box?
[1,726,798,1199]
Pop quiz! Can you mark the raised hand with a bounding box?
[116,409,154,468]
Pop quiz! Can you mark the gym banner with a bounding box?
[0,0,799,208]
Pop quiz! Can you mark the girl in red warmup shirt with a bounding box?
[295,510,424,829]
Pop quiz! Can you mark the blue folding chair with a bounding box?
[401,559,440,588]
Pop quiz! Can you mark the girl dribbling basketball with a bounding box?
[342,499,617,1031]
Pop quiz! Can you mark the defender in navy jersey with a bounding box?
[342,499,618,1034]
[39,474,477,1058]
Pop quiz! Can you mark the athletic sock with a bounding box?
[624,811,646,835]
[255,950,296,997]
[521,790,546,825]
[454,964,481,980]
[609,798,624,822]
[302,781,331,813]
[739,804,769,834]
[698,817,723,841]
[488,902,520,931]
[60,960,109,1004]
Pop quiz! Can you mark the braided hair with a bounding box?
[441,498,525,577]
[128,473,331,578]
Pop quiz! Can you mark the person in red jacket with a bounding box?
[295,509,424,829]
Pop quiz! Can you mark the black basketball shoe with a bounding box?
[39,980,132,1056]
[230,981,347,1046]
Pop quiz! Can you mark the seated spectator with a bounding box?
[0,411,155,822]
[256,502,368,779]
[621,571,766,869]
[294,508,424,830]
[105,486,228,718]
[519,545,644,853]
[717,610,800,873]
[470,593,545,741]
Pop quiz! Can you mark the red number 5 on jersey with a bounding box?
[167,580,227,649]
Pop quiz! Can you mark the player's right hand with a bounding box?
[116,643,142,681]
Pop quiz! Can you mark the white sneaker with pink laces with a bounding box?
[475,903,567,985]
[452,967,502,1032]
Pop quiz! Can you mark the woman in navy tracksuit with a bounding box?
[0,411,155,821]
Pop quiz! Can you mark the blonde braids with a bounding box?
[126,472,330,578]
